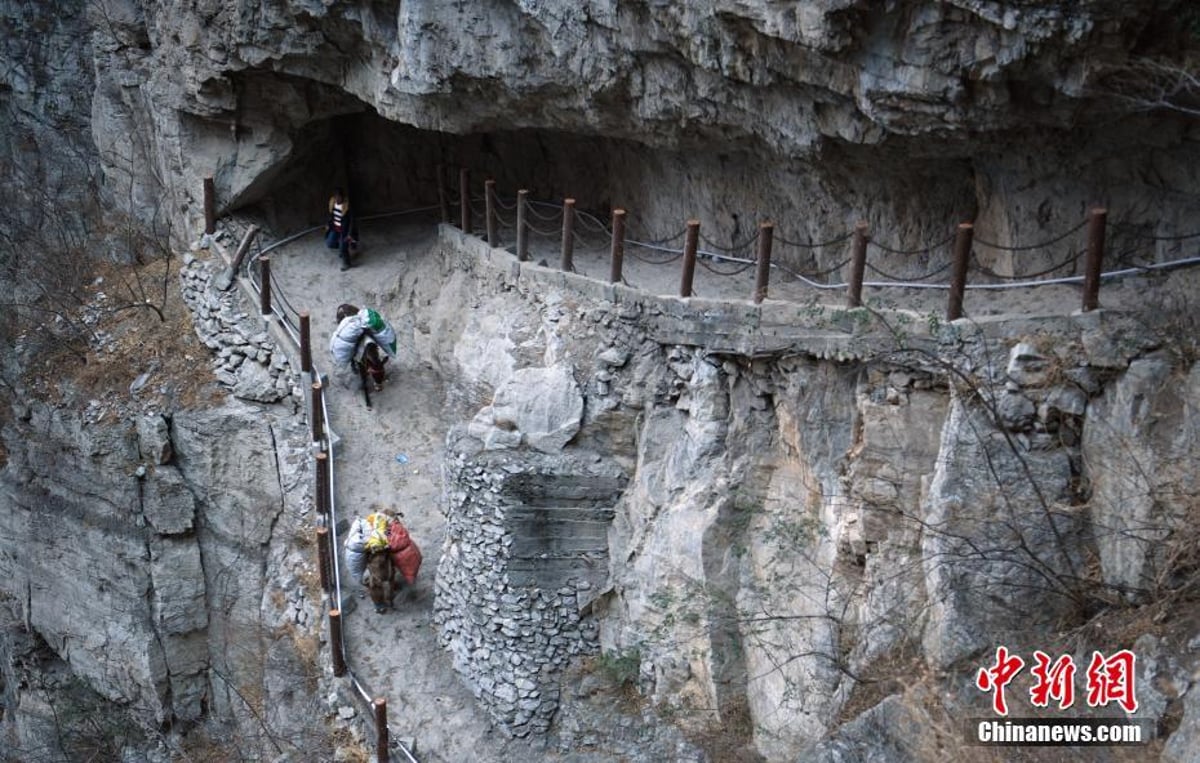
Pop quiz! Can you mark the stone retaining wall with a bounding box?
[435,441,627,737]
[178,244,295,404]
[440,225,939,361]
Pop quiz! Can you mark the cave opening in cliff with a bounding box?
[236,105,658,241]
[221,95,990,278]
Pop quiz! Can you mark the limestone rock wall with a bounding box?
[0,368,322,755]
[0,193,365,757]
[71,1,1200,275]
[419,229,1200,759]
[0,0,99,245]
[1083,354,1200,597]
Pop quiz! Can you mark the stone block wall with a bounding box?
[435,442,627,736]
[178,245,294,403]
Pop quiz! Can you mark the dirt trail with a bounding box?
[269,222,541,762]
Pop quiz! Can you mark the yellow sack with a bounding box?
[363,512,391,551]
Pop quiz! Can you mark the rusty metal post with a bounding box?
[316,527,331,593]
[329,609,346,677]
[946,222,974,322]
[374,697,389,763]
[516,190,530,261]
[459,168,471,233]
[1082,208,1107,312]
[561,198,575,272]
[227,225,261,277]
[847,222,870,308]
[315,450,329,518]
[485,179,498,248]
[753,221,774,304]
[609,209,626,283]
[436,164,449,224]
[311,381,325,444]
[680,219,700,297]
[203,176,216,235]
[299,311,312,375]
[259,256,271,316]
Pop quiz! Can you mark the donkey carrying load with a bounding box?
[345,511,423,613]
[329,303,398,409]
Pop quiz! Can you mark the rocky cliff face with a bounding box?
[0,393,324,756]
[79,1,1200,271]
[5,0,1200,760]
[417,230,1200,759]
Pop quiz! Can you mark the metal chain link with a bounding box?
[868,231,955,255]
[968,249,1087,280]
[973,218,1088,252]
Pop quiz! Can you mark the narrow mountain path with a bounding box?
[268,221,542,762]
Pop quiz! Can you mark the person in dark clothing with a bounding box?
[325,187,357,271]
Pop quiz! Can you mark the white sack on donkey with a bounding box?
[329,304,397,366]
[345,510,423,613]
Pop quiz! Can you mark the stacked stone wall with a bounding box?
[435,445,627,736]
[177,245,294,404]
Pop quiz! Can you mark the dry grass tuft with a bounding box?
[20,255,221,414]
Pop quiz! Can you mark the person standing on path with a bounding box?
[325,187,356,271]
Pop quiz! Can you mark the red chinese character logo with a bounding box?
[977,646,1025,716]
[1029,651,1076,709]
[1086,650,1138,713]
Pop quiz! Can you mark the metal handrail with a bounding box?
[230,214,422,762]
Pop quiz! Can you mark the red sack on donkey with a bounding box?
[387,520,422,584]
[387,520,411,551]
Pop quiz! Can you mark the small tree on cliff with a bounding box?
[0,112,176,358]
[1088,6,1200,120]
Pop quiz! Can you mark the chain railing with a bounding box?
[224,207,431,763]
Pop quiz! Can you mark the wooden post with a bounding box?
[680,219,700,297]
[847,222,870,308]
[214,225,261,292]
[299,311,312,375]
[259,256,271,316]
[609,209,626,284]
[946,222,974,321]
[485,179,498,248]
[753,222,774,304]
[311,381,325,444]
[561,198,575,272]
[516,190,530,261]
[459,168,471,234]
[374,697,389,763]
[316,527,331,593]
[329,609,346,677]
[315,451,330,518]
[1082,208,1107,312]
[203,176,216,235]
[511,188,525,260]
[228,225,261,275]
[436,164,449,224]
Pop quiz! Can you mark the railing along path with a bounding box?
[217,202,435,763]
[203,165,1200,761]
